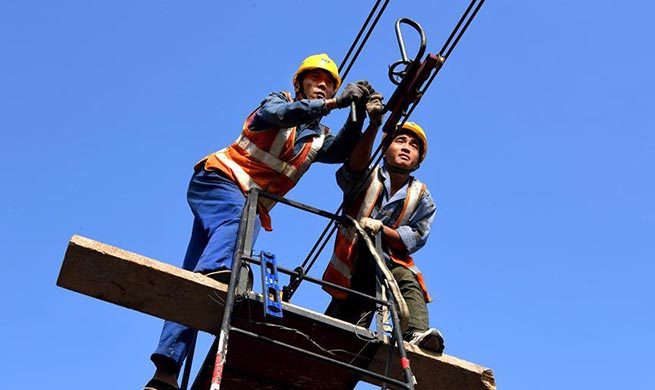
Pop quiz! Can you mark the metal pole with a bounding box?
[208,189,259,389]
[179,332,197,390]
[387,294,416,389]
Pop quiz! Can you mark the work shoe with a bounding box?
[407,328,445,354]
[204,269,231,284]
[205,265,254,291]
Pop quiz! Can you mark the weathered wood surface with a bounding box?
[57,235,495,390]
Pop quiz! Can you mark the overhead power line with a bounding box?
[284,0,487,301]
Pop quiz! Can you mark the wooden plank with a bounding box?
[57,235,495,390]
[368,346,495,390]
[57,235,228,334]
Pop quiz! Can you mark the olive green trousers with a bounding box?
[324,245,429,339]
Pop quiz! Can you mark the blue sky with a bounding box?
[2,1,654,389]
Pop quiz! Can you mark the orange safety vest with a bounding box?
[322,166,433,302]
[198,92,328,231]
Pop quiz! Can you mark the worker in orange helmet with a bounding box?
[145,53,378,390]
[322,104,445,354]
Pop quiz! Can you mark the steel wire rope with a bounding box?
[291,4,428,299]
[292,10,421,294]
[292,0,390,277]
[401,0,485,124]
[288,0,486,300]
[340,0,391,79]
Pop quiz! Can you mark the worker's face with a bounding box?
[384,133,421,170]
[297,69,336,99]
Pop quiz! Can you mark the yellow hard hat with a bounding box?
[399,121,428,162]
[292,53,342,93]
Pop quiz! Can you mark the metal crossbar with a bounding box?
[202,188,415,390]
[286,2,486,300]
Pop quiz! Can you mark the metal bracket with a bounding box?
[388,17,427,85]
[383,18,445,138]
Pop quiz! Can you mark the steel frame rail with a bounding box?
[206,188,415,390]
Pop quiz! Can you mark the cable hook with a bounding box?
[388,17,427,85]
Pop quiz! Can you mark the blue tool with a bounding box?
[260,251,283,318]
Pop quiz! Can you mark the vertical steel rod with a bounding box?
[208,189,259,389]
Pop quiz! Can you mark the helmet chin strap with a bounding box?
[294,77,309,100]
[384,158,419,174]
[296,86,308,100]
[294,82,324,126]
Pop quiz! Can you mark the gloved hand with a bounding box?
[335,81,371,108]
[355,81,376,112]
[359,217,384,235]
[366,92,385,126]
[357,80,375,96]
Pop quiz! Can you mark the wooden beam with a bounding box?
[368,347,495,390]
[57,235,495,390]
[57,235,228,334]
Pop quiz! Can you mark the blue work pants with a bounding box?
[151,166,260,370]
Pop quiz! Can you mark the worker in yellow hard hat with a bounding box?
[323,110,445,354]
[292,53,342,97]
[144,54,380,390]
[384,121,428,168]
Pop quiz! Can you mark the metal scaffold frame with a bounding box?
[184,3,488,387]
[190,188,416,390]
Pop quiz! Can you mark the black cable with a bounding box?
[291,0,486,299]
[300,150,383,276]
[300,127,390,277]
[296,0,391,273]
[444,0,485,59]
[439,0,479,56]
[340,0,391,80]
[339,0,384,73]
[403,0,485,121]
[179,332,197,390]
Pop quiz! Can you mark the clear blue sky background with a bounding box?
[2,1,653,389]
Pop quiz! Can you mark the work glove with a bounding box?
[366,92,385,126]
[359,217,384,235]
[357,80,375,96]
[335,81,371,108]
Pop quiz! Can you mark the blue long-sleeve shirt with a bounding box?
[249,92,363,163]
[337,165,436,258]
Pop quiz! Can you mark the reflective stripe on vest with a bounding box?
[396,178,425,227]
[269,126,293,157]
[323,167,432,302]
[199,91,327,230]
[210,133,323,211]
[212,133,323,208]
